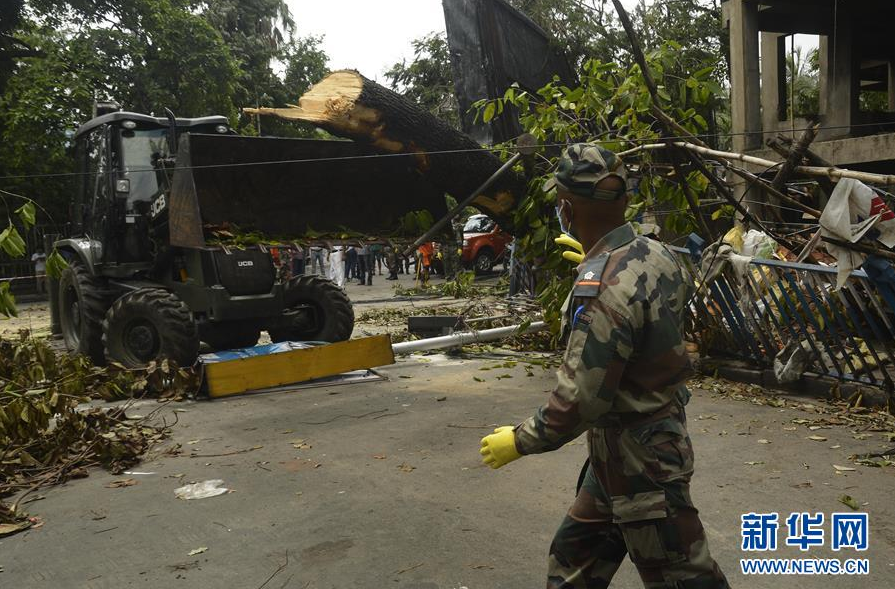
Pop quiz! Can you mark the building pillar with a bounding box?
[761,32,787,138]
[888,61,895,112]
[818,15,856,141]
[728,0,762,155]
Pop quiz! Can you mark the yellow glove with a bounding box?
[555,234,584,264]
[480,426,522,469]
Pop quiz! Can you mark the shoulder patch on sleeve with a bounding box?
[573,253,610,298]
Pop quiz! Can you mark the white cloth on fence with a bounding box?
[819,178,895,289]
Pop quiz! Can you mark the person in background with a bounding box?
[357,244,370,285]
[417,241,434,286]
[370,242,384,275]
[386,246,400,281]
[346,245,358,281]
[290,245,305,277]
[276,248,292,282]
[32,249,47,296]
[309,245,325,275]
[328,245,346,288]
[358,243,372,286]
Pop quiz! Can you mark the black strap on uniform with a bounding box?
[575,457,590,495]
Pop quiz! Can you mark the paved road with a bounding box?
[2,352,893,588]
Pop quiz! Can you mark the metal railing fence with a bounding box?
[672,247,895,391]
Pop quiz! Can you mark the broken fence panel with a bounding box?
[672,247,895,391]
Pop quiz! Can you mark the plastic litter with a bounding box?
[174,479,231,500]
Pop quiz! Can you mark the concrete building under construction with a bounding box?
[724,0,895,176]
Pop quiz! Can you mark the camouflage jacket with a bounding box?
[515,223,694,455]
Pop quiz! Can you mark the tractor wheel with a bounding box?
[102,288,199,368]
[268,275,354,343]
[58,260,108,364]
[200,322,261,351]
[474,249,495,275]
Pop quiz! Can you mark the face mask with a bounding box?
[556,201,574,237]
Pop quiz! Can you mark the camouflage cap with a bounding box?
[543,143,628,200]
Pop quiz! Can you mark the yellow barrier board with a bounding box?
[203,335,395,398]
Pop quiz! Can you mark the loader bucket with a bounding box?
[168,133,448,247]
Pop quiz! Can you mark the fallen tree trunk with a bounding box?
[245,70,526,232]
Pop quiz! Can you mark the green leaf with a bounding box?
[45,250,68,279]
[702,80,723,96]
[0,282,17,318]
[483,102,496,123]
[16,202,36,229]
[693,114,708,130]
[693,66,714,81]
[0,225,26,258]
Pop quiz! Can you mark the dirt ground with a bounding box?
[2,272,894,588]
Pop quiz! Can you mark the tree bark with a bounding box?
[245,70,526,231]
[767,135,837,196]
[764,123,820,220]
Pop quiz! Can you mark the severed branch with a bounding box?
[770,123,819,195]
[668,145,715,239]
[762,123,820,221]
[821,237,895,262]
[766,136,837,196]
[727,166,822,219]
[610,0,713,238]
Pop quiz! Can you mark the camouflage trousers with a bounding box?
[547,403,730,589]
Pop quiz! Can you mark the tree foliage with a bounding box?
[385,32,459,129]
[476,43,725,336]
[0,0,330,229]
[509,0,727,79]
[786,46,820,118]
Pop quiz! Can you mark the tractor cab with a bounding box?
[71,107,232,269]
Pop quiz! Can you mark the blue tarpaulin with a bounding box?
[200,341,322,364]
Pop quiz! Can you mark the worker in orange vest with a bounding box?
[418,242,434,286]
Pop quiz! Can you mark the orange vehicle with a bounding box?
[461,214,512,274]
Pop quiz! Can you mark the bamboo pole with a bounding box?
[629,142,895,186]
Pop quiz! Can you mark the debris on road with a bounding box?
[833,465,856,473]
[105,479,138,488]
[174,480,231,500]
[0,520,31,537]
[188,547,208,556]
[838,495,861,510]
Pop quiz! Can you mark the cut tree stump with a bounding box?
[245,70,526,231]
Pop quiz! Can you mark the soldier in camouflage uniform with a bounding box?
[480,144,729,589]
